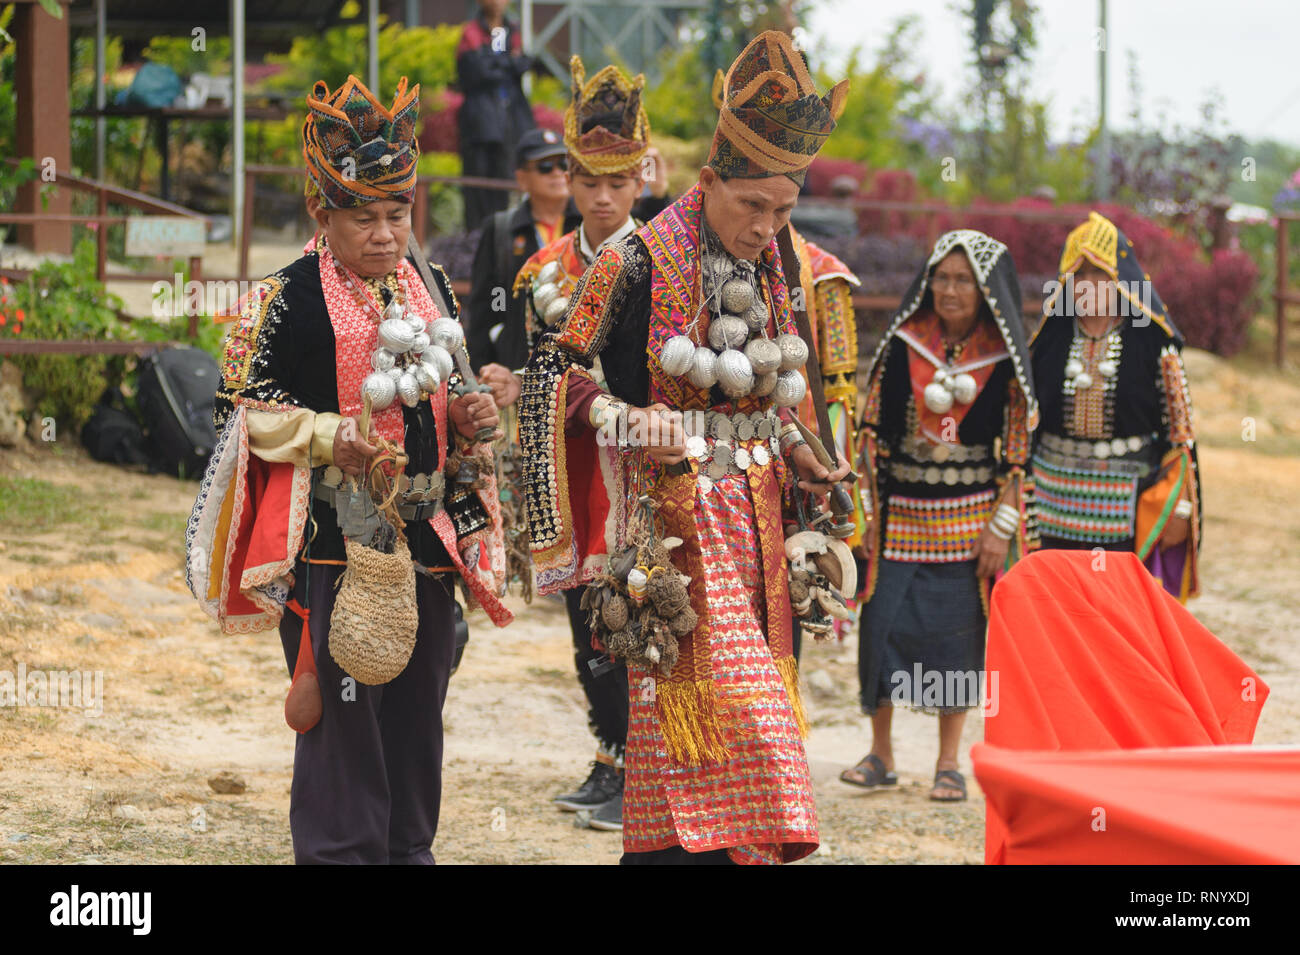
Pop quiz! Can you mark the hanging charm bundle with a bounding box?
[784,494,857,640]
[657,228,809,406]
[354,271,461,412]
[580,495,697,676]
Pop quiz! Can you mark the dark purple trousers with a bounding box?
[279,561,456,864]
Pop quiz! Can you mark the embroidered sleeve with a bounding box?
[1158,343,1195,448]
[554,241,638,361]
[214,276,294,430]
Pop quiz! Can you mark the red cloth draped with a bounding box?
[979,549,1269,864]
[972,743,1300,864]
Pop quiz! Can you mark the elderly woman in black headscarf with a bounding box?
[842,230,1037,802]
[1030,211,1201,601]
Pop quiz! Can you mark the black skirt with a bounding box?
[858,558,986,715]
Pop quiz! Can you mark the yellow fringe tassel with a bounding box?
[774,655,810,739]
[656,679,731,766]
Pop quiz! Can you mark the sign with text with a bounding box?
[125,217,206,257]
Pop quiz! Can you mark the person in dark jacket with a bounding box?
[456,0,538,229]
[466,129,672,379]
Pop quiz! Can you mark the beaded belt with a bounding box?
[315,467,446,521]
[886,461,995,486]
[681,408,781,483]
[1039,432,1154,460]
[899,434,991,464]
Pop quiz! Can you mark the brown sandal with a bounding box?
[839,754,898,789]
[929,769,967,802]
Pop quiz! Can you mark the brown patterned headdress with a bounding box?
[708,31,848,187]
[302,75,420,209]
[563,56,650,177]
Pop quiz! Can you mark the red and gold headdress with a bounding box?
[708,31,848,186]
[302,75,420,209]
[563,55,650,177]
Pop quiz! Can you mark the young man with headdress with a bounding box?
[519,31,850,865]
[844,230,1038,802]
[481,56,662,833]
[1031,211,1201,601]
[185,75,512,864]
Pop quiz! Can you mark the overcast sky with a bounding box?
[806,0,1300,146]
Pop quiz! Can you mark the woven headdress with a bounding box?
[302,75,420,209]
[1059,211,1120,280]
[563,56,650,176]
[708,31,848,186]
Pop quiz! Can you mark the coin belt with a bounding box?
[886,461,995,486]
[899,434,991,464]
[683,408,781,489]
[1039,431,1153,460]
[316,467,446,520]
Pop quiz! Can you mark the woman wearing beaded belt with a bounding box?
[1030,211,1201,601]
[841,230,1038,802]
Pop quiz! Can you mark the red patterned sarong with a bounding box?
[623,472,819,864]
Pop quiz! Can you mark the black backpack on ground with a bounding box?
[81,388,150,468]
[136,346,219,480]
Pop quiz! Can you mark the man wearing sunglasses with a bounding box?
[466,129,669,382]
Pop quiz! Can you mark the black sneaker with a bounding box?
[553,761,622,811]
[588,790,623,832]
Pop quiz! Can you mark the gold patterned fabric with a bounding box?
[708,31,848,186]
[563,56,650,177]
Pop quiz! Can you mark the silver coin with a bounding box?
[697,474,714,495]
[959,467,974,484]
[942,467,959,485]
[1111,437,1128,456]
[706,459,727,481]
[756,418,773,441]
[924,466,941,484]
[712,444,733,470]
[322,466,344,488]
[1093,441,1111,459]
[411,474,429,493]
[734,447,751,471]
[931,443,951,463]
[737,418,755,442]
[1127,435,1143,452]
[709,415,734,441]
[752,444,770,467]
[686,435,708,459]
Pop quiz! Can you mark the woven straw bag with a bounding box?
[329,538,419,685]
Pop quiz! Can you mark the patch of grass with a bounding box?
[138,511,189,537]
[9,553,53,565]
[0,477,116,533]
[81,549,120,564]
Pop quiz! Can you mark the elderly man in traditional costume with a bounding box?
[488,56,662,833]
[520,32,849,865]
[1031,212,1201,601]
[843,230,1037,802]
[186,75,511,864]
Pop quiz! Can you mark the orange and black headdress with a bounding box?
[302,75,420,209]
[708,31,848,187]
[563,56,650,177]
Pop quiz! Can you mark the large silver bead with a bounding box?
[707,315,749,351]
[386,300,406,321]
[660,335,696,377]
[923,381,954,413]
[720,277,756,313]
[744,301,769,332]
[411,331,430,353]
[1097,359,1118,378]
[751,371,778,397]
[377,318,415,354]
[686,347,718,389]
[418,357,443,393]
[1064,358,1084,379]
[532,281,560,315]
[772,369,808,408]
[405,312,425,334]
[1074,372,1094,390]
[397,371,422,408]
[543,295,569,326]
[362,371,397,410]
[426,344,454,383]
[744,337,782,375]
[371,348,397,373]
[715,349,755,398]
[776,333,809,371]
[428,317,464,352]
[537,260,561,286]
[952,372,978,405]
[386,366,404,381]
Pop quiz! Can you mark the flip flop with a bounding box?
[839,753,898,789]
[930,769,967,802]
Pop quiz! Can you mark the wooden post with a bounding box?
[13,0,72,254]
[96,188,108,284]
[188,255,202,338]
[1278,217,1290,370]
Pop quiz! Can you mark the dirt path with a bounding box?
[0,348,1296,864]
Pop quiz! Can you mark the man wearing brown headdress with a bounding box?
[520,32,850,864]
[186,75,511,864]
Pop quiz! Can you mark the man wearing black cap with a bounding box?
[467,129,671,382]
